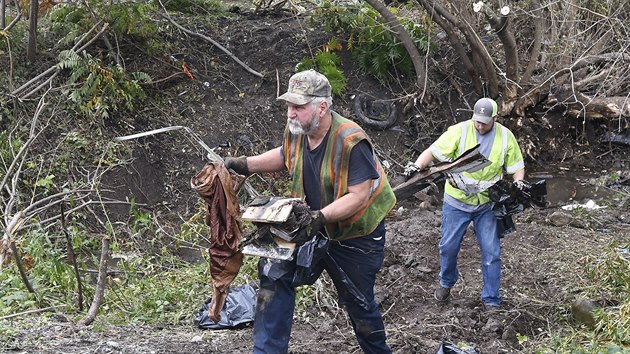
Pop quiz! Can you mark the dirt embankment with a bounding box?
[2,4,629,354]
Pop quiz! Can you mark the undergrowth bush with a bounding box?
[0,228,86,316]
[541,239,630,352]
[587,241,630,345]
[312,1,435,83]
[296,38,347,96]
[57,49,150,120]
[156,0,223,14]
[49,1,159,46]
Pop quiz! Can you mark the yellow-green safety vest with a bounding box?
[429,120,524,205]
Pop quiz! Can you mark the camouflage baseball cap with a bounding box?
[277,70,332,105]
[472,98,498,124]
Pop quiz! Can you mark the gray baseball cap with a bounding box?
[472,98,498,124]
[277,70,332,105]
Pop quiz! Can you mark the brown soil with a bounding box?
[4,3,630,354]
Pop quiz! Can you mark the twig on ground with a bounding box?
[0,305,63,320]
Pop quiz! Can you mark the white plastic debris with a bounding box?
[561,199,607,211]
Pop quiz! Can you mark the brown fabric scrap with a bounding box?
[191,162,246,323]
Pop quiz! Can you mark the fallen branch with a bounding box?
[158,8,263,79]
[0,305,63,320]
[11,21,108,99]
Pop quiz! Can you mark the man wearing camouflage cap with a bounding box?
[413,97,526,310]
[225,70,396,353]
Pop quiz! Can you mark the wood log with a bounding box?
[550,92,630,120]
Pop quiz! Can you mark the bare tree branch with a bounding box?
[78,235,110,326]
[61,203,84,311]
[3,0,23,32]
[158,6,264,79]
[364,0,427,95]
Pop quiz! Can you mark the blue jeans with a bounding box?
[439,202,502,306]
[253,222,391,354]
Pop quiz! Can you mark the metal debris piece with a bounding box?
[393,144,491,201]
[240,197,313,260]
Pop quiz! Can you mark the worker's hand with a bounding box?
[308,210,327,238]
[403,162,421,177]
[224,156,250,176]
[513,179,529,191]
[291,211,327,244]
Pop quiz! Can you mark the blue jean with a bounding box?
[253,222,391,354]
[439,202,502,306]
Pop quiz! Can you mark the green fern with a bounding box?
[295,38,348,97]
[56,50,149,120]
[318,65,346,96]
[50,1,159,47]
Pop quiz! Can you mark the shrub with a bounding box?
[313,1,434,83]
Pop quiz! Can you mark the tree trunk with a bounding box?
[27,0,38,63]
[1,0,6,29]
[415,0,499,97]
[78,235,110,326]
[363,0,426,93]
[520,0,543,84]
[483,7,519,111]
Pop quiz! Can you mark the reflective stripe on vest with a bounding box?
[452,120,508,187]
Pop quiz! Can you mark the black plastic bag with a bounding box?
[435,341,478,354]
[489,179,547,237]
[292,233,329,286]
[193,284,256,330]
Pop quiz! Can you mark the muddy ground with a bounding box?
[2,3,630,354]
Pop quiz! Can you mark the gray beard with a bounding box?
[288,112,320,135]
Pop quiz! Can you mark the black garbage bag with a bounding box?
[489,179,547,237]
[193,284,256,330]
[292,233,329,287]
[435,341,478,354]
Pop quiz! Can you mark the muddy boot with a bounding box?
[434,286,451,302]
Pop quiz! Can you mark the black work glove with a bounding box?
[224,156,250,176]
[308,210,327,238]
[289,211,327,245]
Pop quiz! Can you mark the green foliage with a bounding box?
[49,1,158,47]
[0,18,27,50]
[0,229,84,316]
[539,332,630,353]
[541,240,630,351]
[586,241,630,344]
[56,50,150,120]
[295,39,347,96]
[156,0,223,14]
[312,2,434,83]
[318,64,347,97]
[129,198,153,236]
[100,261,212,324]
